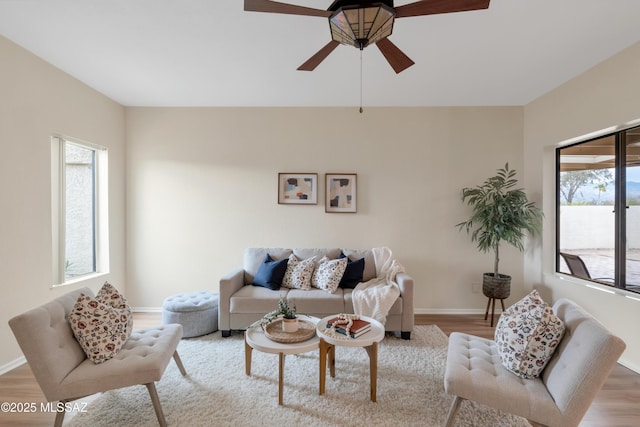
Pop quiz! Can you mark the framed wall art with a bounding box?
[326,173,357,213]
[278,173,318,204]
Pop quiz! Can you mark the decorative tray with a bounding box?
[263,318,316,343]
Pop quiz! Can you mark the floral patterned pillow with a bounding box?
[97,282,129,309]
[311,256,348,294]
[96,282,134,331]
[282,254,316,290]
[494,290,565,379]
[69,283,133,364]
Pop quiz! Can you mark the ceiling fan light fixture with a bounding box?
[329,4,395,50]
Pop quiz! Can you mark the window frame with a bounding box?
[51,135,109,287]
[555,119,640,296]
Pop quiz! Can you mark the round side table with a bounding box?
[316,315,385,402]
[244,315,319,405]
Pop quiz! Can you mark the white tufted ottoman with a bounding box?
[162,291,219,338]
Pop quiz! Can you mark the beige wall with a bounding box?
[124,107,525,311]
[0,36,126,368]
[4,28,637,373]
[525,41,640,372]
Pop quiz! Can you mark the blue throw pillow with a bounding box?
[339,252,365,289]
[253,254,288,290]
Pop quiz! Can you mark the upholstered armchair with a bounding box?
[443,298,626,427]
[8,287,187,427]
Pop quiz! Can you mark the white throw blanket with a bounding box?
[352,247,404,325]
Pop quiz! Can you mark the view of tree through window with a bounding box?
[557,126,640,294]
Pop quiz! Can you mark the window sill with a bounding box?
[553,272,640,301]
[51,272,109,289]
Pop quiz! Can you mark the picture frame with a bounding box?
[278,173,318,205]
[325,173,357,213]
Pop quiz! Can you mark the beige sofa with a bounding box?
[219,247,414,339]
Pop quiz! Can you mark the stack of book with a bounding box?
[326,316,371,338]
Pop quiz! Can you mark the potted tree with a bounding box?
[457,163,543,299]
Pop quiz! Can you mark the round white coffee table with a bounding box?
[316,315,385,402]
[244,315,319,405]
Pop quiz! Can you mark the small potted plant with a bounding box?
[457,163,543,299]
[261,298,298,333]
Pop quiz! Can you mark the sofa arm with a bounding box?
[396,272,414,334]
[219,267,245,334]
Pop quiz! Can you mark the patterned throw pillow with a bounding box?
[494,290,566,379]
[96,282,134,331]
[311,256,348,294]
[69,283,133,364]
[97,282,130,308]
[282,254,316,290]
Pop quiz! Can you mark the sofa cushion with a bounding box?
[311,256,347,293]
[252,254,288,290]
[230,286,288,313]
[343,288,403,315]
[341,249,375,281]
[244,248,292,284]
[293,248,341,261]
[69,290,133,364]
[287,289,345,314]
[282,254,316,290]
[494,290,565,379]
[339,252,365,288]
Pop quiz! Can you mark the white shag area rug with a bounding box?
[65,325,530,427]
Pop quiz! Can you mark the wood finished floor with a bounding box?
[1,313,638,426]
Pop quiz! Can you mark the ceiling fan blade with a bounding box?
[244,0,331,17]
[395,0,490,18]
[297,41,340,71]
[376,38,415,74]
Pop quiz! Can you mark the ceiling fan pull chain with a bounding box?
[359,50,363,114]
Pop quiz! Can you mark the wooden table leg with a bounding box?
[484,297,491,321]
[278,353,285,405]
[328,343,335,378]
[364,341,378,402]
[244,332,252,376]
[319,338,328,395]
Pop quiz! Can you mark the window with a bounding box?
[556,125,640,294]
[51,136,109,286]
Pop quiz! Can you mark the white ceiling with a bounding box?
[1,0,640,107]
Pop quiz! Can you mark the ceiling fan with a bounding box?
[244,0,491,73]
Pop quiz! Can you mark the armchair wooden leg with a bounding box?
[444,395,463,427]
[146,382,168,427]
[53,401,67,427]
[173,350,187,376]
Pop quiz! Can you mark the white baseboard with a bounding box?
[414,308,496,315]
[135,307,490,315]
[618,359,640,374]
[134,307,493,315]
[0,356,25,375]
[132,307,162,313]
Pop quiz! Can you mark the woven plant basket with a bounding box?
[482,273,511,299]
